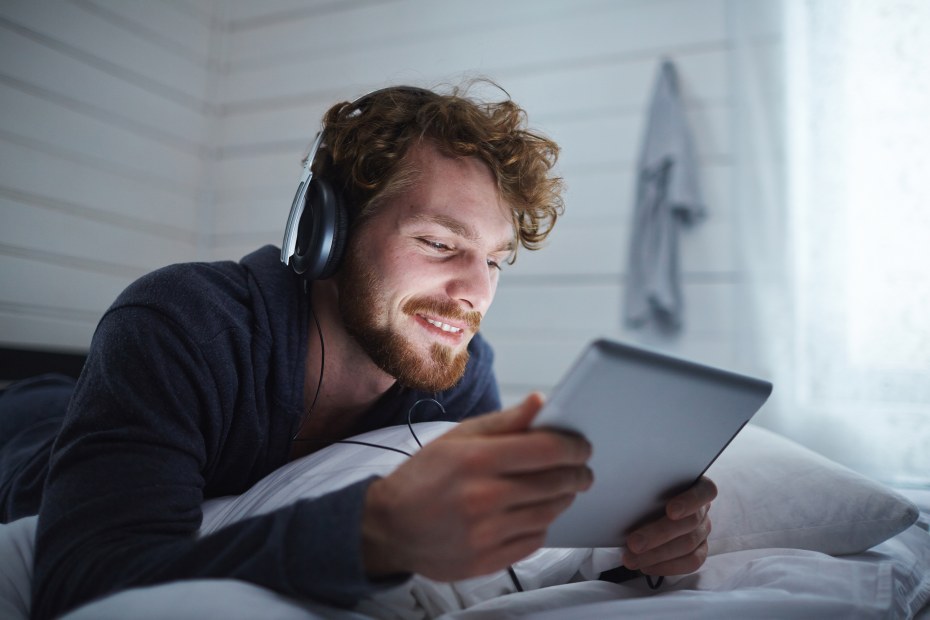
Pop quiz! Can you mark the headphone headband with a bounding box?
[280,130,325,267]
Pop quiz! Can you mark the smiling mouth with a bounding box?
[423,317,463,334]
[403,297,481,342]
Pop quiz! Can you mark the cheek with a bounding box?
[377,254,417,293]
[359,242,406,287]
[382,250,443,288]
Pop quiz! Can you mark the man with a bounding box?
[0,84,715,619]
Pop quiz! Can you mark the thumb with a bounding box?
[450,392,546,438]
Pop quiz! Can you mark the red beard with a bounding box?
[337,247,481,392]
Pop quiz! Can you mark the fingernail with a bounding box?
[624,554,639,569]
[668,502,683,519]
[628,533,647,553]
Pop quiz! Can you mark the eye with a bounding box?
[418,238,452,253]
[487,258,503,271]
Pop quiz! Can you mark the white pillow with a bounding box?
[0,516,36,620]
[706,424,919,556]
[201,422,600,616]
[201,422,458,534]
[202,420,919,561]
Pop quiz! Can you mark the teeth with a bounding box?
[425,318,462,333]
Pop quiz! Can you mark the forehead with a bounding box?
[378,142,515,245]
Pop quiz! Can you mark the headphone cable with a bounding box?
[292,284,325,442]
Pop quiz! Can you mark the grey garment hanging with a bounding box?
[624,60,705,331]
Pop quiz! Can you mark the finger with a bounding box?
[666,476,717,520]
[635,540,710,577]
[475,492,578,550]
[495,465,594,509]
[510,465,595,505]
[623,522,710,574]
[447,393,545,438]
[451,465,590,527]
[464,431,592,475]
[626,506,711,554]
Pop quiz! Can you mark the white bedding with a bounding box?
[13,522,924,620]
[2,423,929,619]
[438,525,930,619]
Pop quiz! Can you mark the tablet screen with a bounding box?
[531,339,772,547]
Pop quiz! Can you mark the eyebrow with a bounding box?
[410,213,515,254]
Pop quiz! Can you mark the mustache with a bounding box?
[402,297,482,331]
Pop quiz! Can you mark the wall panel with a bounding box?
[0,28,205,149]
[0,256,131,322]
[73,0,215,63]
[0,197,192,274]
[0,0,211,351]
[0,140,200,232]
[0,2,211,109]
[218,0,727,107]
[0,87,204,186]
[2,0,769,407]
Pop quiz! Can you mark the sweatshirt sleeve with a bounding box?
[31,304,402,620]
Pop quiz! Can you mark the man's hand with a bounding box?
[362,393,592,581]
[621,476,717,576]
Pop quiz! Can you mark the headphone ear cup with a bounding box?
[292,177,348,280]
[317,184,349,280]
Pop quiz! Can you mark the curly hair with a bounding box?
[313,82,564,257]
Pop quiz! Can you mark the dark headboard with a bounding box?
[0,347,88,386]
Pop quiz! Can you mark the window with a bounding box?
[784,0,929,485]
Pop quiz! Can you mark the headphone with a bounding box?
[280,86,434,280]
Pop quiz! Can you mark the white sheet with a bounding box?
[0,515,925,620]
[45,522,930,620]
[2,419,928,619]
[435,524,930,619]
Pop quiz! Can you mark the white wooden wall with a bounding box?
[0,0,217,351]
[0,0,782,406]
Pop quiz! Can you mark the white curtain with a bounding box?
[734,0,930,486]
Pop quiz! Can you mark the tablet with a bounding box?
[531,339,772,548]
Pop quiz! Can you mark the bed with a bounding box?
[2,417,928,619]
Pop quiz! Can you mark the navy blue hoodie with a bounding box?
[29,245,500,620]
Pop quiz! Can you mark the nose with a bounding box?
[446,252,496,314]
